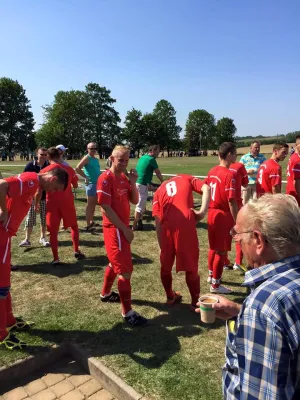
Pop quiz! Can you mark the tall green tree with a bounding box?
[185,109,215,152]
[0,77,35,153]
[152,100,182,153]
[215,117,237,148]
[85,83,121,153]
[123,108,145,156]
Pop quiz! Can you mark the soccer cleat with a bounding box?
[123,311,148,327]
[39,237,50,247]
[166,291,182,306]
[210,285,233,294]
[74,251,86,260]
[19,239,31,247]
[85,222,96,231]
[11,265,18,271]
[100,291,120,303]
[223,262,234,270]
[0,332,28,350]
[133,219,143,231]
[7,317,34,332]
[233,263,247,272]
[51,259,61,265]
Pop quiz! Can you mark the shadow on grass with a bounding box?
[57,240,104,248]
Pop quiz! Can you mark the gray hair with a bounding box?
[244,194,300,259]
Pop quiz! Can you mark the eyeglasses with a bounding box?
[88,148,97,150]
[230,228,253,237]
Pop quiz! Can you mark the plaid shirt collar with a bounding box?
[242,254,300,287]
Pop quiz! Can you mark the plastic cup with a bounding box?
[199,295,219,324]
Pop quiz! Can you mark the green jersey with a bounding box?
[83,155,101,184]
[136,154,159,185]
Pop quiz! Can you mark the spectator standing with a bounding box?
[19,147,50,247]
[133,145,164,231]
[200,194,300,399]
[75,142,101,230]
[239,141,266,203]
[286,135,300,205]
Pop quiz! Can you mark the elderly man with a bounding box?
[239,141,266,203]
[75,142,101,230]
[199,194,300,399]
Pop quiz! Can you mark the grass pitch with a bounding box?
[0,154,289,399]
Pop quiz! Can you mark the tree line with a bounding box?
[2,76,294,158]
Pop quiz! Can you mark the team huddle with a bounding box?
[0,138,298,348]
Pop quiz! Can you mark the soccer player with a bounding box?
[152,174,210,309]
[41,147,85,264]
[0,168,68,349]
[256,142,289,197]
[225,161,249,271]
[97,145,148,326]
[205,142,238,294]
[286,135,300,205]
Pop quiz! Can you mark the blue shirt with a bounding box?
[239,152,266,184]
[223,255,300,400]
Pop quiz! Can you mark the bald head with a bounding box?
[87,143,97,156]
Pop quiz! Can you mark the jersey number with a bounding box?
[210,182,217,201]
[166,181,177,197]
[258,169,263,185]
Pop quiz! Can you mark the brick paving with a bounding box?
[1,357,117,400]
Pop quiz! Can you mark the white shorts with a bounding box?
[135,184,148,214]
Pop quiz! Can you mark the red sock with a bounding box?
[212,254,226,288]
[235,242,243,265]
[0,298,8,341]
[186,271,200,306]
[118,276,132,315]
[50,231,59,260]
[160,270,173,299]
[71,225,79,253]
[101,265,117,296]
[208,249,216,276]
[6,292,16,327]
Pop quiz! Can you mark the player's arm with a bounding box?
[34,189,43,212]
[75,156,89,183]
[128,168,139,204]
[154,168,164,183]
[71,172,79,189]
[0,179,8,223]
[192,183,210,221]
[229,198,238,221]
[152,192,161,247]
[154,217,162,248]
[101,204,134,244]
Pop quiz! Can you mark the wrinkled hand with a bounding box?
[191,208,206,221]
[0,209,8,225]
[123,227,134,243]
[195,295,241,320]
[128,168,138,184]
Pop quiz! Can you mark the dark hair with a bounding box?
[37,147,47,153]
[218,142,236,160]
[47,167,69,190]
[251,141,261,146]
[148,145,160,153]
[47,147,60,161]
[273,142,289,151]
[296,135,300,142]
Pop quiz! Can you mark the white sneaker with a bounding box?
[210,285,232,294]
[39,237,50,247]
[233,263,247,272]
[207,276,212,284]
[19,239,31,247]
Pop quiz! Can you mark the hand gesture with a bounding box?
[191,208,205,221]
[0,209,8,225]
[123,227,134,243]
[128,168,138,184]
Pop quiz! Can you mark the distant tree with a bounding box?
[185,109,215,152]
[215,117,237,147]
[286,131,300,143]
[123,108,145,157]
[0,77,35,154]
[142,113,162,148]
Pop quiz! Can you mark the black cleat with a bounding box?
[100,291,120,303]
[123,311,148,327]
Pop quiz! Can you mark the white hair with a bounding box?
[244,194,300,258]
[111,145,130,157]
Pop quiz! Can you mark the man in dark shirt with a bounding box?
[19,147,50,247]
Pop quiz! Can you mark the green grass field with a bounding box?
[0,154,289,399]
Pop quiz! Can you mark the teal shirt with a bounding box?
[83,155,100,184]
[239,152,266,184]
[136,154,159,185]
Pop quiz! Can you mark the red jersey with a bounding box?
[205,166,236,212]
[97,170,131,228]
[152,174,203,229]
[42,162,78,201]
[3,172,39,235]
[229,162,248,202]
[286,152,300,203]
[256,159,282,197]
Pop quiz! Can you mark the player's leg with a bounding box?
[19,202,35,247]
[207,209,216,282]
[39,199,50,247]
[100,227,119,302]
[47,208,61,264]
[62,202,86,260]
[160,228,178,304]
[133,184,148,231]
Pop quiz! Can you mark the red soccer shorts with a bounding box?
[160,224,199,273]
[0,229,11,288]
[103,227,133,275]
[208,209,234,252]
[46,200,77,232]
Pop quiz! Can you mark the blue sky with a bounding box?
[1,0,299,137]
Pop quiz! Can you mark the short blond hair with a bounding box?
[244,194,300,258]
[111,145,130,157]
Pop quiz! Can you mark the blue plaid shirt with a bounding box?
[239,153,266,184]
[223,255,300,399]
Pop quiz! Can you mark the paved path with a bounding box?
[1,356,117,400]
